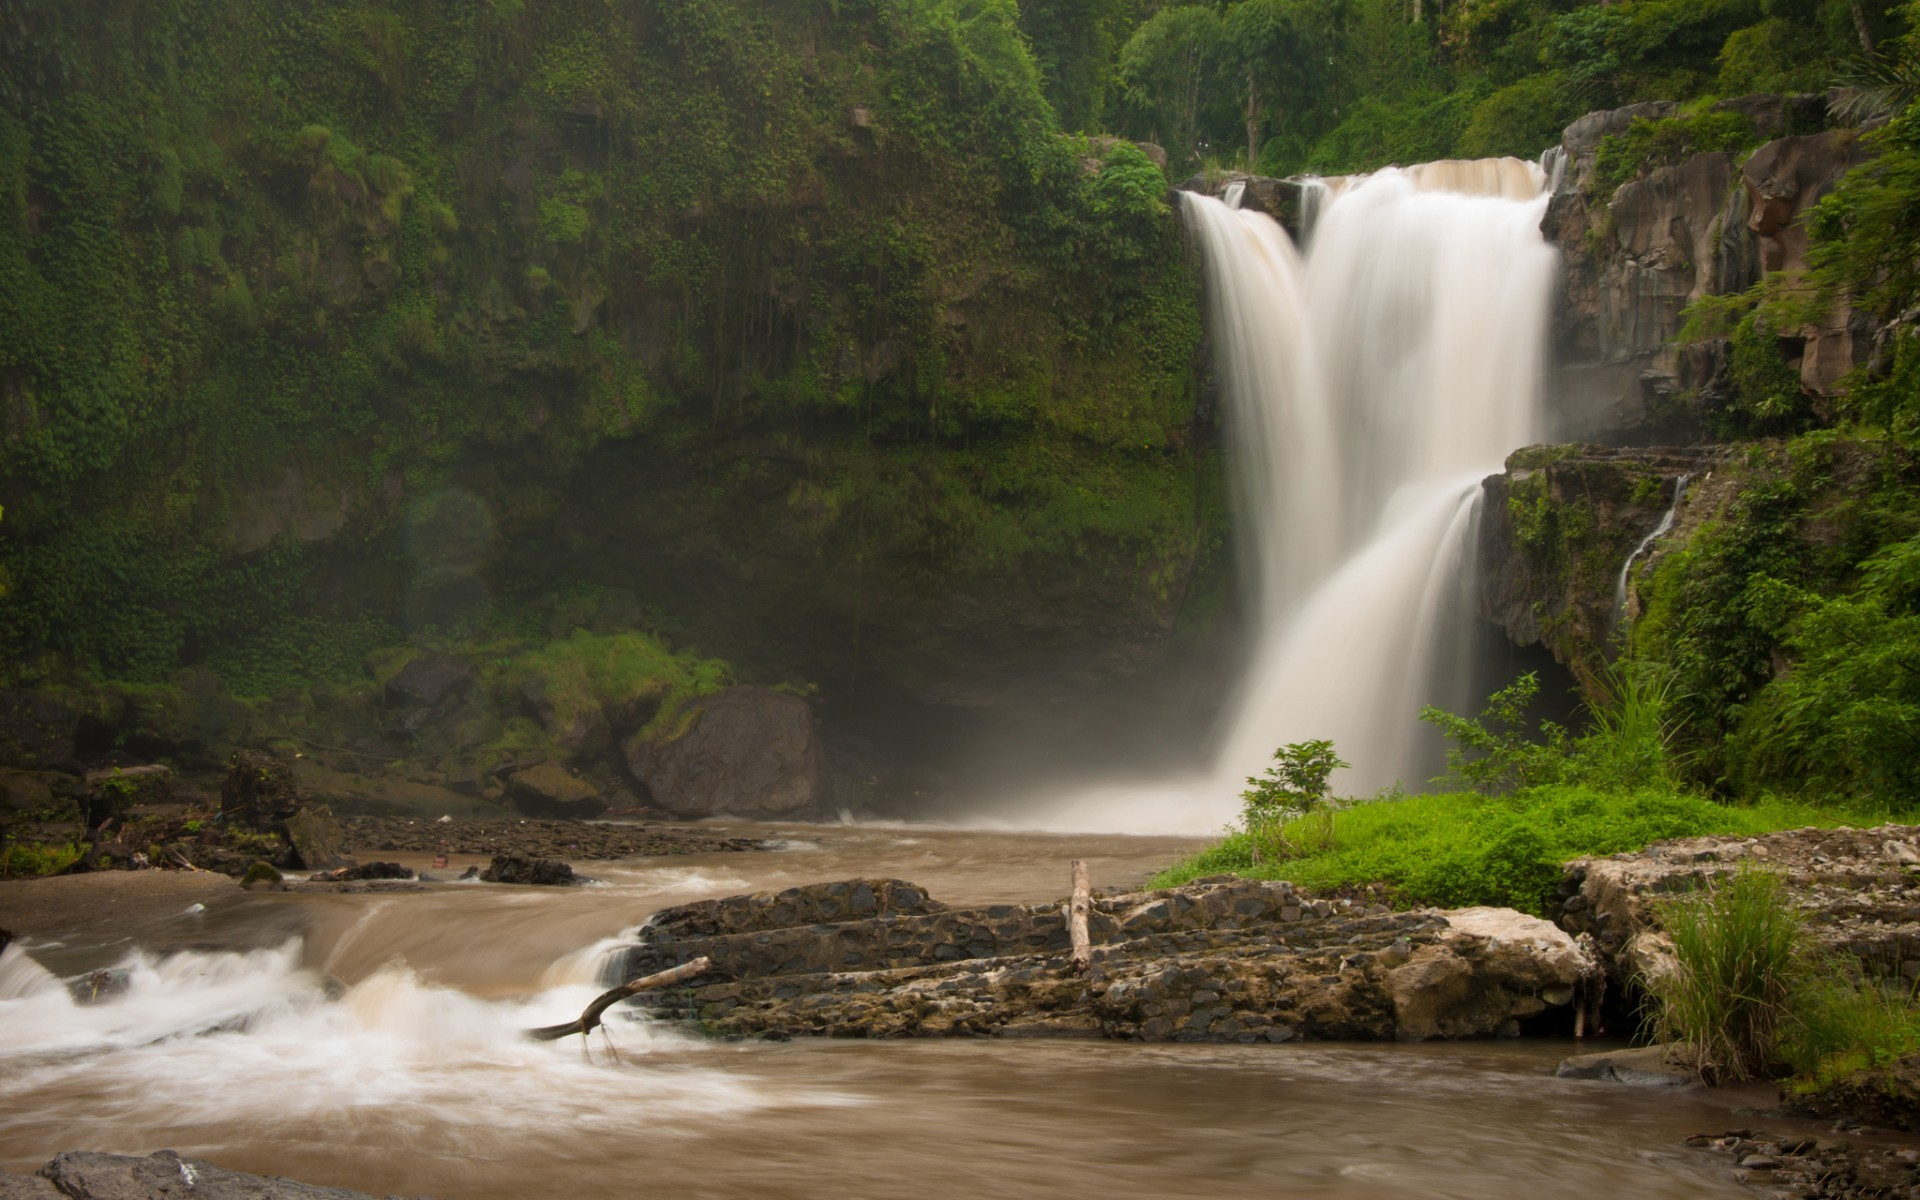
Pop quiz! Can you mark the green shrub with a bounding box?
[1592,110,1759,201]
[1,840,83,878]
[1650,869,1805,1081]
[1783,975,1920,1086]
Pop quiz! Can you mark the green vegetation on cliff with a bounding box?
[0,0,1213,710]
[1108,0,1908,176]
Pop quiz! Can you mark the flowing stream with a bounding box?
[1,832,1788,1198]
[1027,160,1558,833]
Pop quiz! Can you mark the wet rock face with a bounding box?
[623,686,823,818]
[627,878,1586,1042]
[1545,98,1867,442]
[504,760,607,820]
[220,750,303,829]
[1476,444,1724,680]
[1560,824,1920,991]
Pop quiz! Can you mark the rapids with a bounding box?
[0,830,1786,1198]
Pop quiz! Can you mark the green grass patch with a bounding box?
[0,840,84,878]
[1149,785,1844,916]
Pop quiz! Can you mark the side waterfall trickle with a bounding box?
[1028,159,1557,832]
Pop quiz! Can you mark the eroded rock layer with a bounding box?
[625,877,1587,1042]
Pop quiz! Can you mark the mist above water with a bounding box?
[1021,160,1558,834]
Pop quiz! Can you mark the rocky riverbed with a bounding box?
[623,875,1594,1041]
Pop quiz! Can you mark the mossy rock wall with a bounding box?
[0,0,1219,714]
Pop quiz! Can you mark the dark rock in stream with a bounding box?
[480,849,577,886]
[0,1149,430,1199]
[625,878,1591,1041]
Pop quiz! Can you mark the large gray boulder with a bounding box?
[623,686,823,818]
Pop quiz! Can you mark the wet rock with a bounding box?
[220,751,302,830]
[480,849,577,886]
[1477,445,1723,680]
[1556,1044,1695,1086]
[623,686,824,818]
[382,652,475,711]
[282,805,349,871]
[504,761,607,820]
[241,861,286,891]
[0,770,60,814]
[0,688,84,771]
[1543,99,1872,442]
[626,878,1586,1042]
[1564,824,1920,995]
[9,1148,421,1199]
[310,861,413,882]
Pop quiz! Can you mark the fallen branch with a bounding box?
[525,956,713,1041]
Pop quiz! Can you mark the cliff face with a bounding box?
[1543,96,1871,443]
[0,0,1221,726]
[1476,445,1724,689]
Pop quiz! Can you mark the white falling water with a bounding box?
[1028,159,1557,833]
[1614,474,1692,619]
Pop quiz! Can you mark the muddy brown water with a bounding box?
[0,824,1808,1198]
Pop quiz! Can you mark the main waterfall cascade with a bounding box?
[1028,158,1559,834]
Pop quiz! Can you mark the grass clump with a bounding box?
[1649,869,1920,1087]
[1150,784,1828,915]
[1,839,83,878]
[1649,869,1806,1082]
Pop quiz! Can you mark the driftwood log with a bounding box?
[1068,860,1092,971]
[525,956,713,1041]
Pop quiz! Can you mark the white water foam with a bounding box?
[0,938,852,1157]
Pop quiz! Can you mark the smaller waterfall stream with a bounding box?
[1614,474,1692,618]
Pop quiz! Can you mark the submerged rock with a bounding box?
[625,877,1588,1042]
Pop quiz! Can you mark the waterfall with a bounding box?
[1195,159,1557,801]
[1023,159,1557,833]
[1614,474,1692,620]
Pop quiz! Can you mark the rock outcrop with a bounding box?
[1475,444,1725,681]
[623,686,824,818]
[0,1150,420,1200]
[623,877,1588,1042]
[1544,97,1869,441]
[1559,824,1920,992]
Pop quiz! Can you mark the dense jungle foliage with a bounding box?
[5,0,1920,821]
[0,0,1218,707]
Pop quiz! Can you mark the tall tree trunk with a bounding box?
[1245,71,1261,166]
[1852,2,1876,54]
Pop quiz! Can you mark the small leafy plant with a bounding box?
[1241,739,1348,860]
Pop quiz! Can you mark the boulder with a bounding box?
[282,805,349,870]
[7,1149,413,1199]
[382,652,476,711]
[1560,824,1920,992]
[1556,1043,1695,1086]
[0,688,83,771]
[220,751,302,829]
[625,877,1588,1041]
[480,849,576,886]
[504,761,607,819]
[623,687,823,818]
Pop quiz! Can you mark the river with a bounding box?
[0,826,1786,1198]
